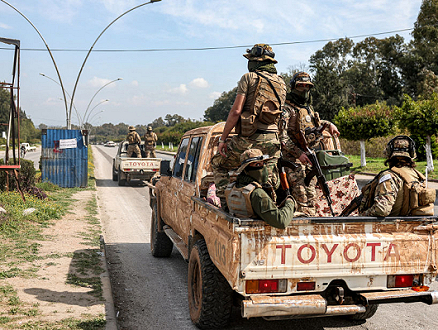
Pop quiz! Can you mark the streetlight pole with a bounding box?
[39,73,82,127]
[1,0,69,127]
[68,0,162,129]
[85,100,108,124]
[82,78,121,124]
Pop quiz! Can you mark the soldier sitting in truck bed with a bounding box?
[225,149,296,229]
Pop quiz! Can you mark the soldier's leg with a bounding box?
[211,135,251,197]
[145,149,150,158]
[150,150,156,158]
[251,135,281,191]
[134,145,141,158]
[286,164,316,216]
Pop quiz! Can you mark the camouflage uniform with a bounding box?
[279,72,334,216]
[144,126,158,158]
[225,149,295,229]
[359,136,430,217]
[126,126,141,158]
[211,44,286,196]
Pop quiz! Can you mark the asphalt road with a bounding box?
[93,145,438,330]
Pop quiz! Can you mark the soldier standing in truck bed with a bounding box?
[279,72,340,216]
[211,43,287,202]
[144,125,158,158]
[126,126,141,158]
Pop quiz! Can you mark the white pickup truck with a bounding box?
[149,122,438,329]
[112,141,161,186]
[20,143,37,152]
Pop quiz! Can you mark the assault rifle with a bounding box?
[339,195,363,216]
[277,157,299,197]
[296,130,336,217]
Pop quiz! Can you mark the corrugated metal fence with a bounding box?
[41,129,88,188]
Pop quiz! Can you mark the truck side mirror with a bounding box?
[160,160,172,176]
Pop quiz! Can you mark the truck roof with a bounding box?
[182,122,233,138]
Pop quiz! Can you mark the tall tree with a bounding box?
[309,38,353,121]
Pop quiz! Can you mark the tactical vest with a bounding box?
[224,182,262,218]
[127,132,139,144]
[145,133,156,147]
[360,167,435,216]
[286,101,323,148]
[239,72,285,137]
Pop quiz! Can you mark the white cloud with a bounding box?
[190,78,209,88]
[209,91,221,99]
[99,0,138,14]
[87,77,119,88]
[0,23,11,30]
[131,80,139,87]
[39,0,82,23]
[128,94,148,106]
[168,84,188,95]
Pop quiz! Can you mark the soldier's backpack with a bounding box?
[239,72,284,137]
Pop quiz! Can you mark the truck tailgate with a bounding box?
[239,219,437,291]
[121,158,160,171]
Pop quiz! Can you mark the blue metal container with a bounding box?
[41,129,88,188]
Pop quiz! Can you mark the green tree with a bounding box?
[203,88,237,122]
[334,102,396,166]
[396,94,438,170]
[309,38,353,121]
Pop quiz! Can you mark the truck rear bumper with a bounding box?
[242,290,438,319]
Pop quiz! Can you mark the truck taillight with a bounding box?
[388,274,421,288]
[297,281,316,291]
[246,279,287,294]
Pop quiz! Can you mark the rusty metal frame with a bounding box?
[0,37,25,200]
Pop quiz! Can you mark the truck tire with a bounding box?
[347,304,378,320]
[150,205,173,257]
[112,162,118,181]
[117,168,126,186]
[188,239,233,329]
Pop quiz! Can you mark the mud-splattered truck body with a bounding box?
[149,122,438,329]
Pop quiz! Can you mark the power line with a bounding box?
[0,28,413,53]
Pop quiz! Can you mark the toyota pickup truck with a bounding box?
[148,122,438,329]
[112,141,161,186]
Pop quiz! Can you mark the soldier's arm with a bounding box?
[218,94,246,156]
[251,188,295,229]
[361,173,400,217]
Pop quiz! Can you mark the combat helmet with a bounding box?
[147,125,153,131]
[384,135,416,160]
[236,149,272,173]
[243,44,277,63]
[290,71,314,90]
[128,125,135,131]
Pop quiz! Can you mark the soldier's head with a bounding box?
[237,149,272,184]
[290,71,314,91]
[384,136,417,168]
[128,125,135,131]
[243,44,277,64]
[147,126,153,132]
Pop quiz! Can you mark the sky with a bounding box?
[0,0,423,128]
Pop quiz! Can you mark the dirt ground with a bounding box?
[0,190,115,329]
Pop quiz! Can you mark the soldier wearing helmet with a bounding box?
[359,135,435,217]
[224,149,296,229]
[211,44,287,203]
[144,125,158,158]
[279,71,340,216]
[126,126,141,158]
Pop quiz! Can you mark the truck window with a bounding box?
[173,137,189,178]
[184,136,203,182]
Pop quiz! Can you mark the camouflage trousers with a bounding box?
[145,148,156,158]
[285,163,317,216]
[127,145,141,158]
[211,133,281,196]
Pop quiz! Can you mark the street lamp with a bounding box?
[68,0,162,129]
[88,110,105,125]
[85,100,108,124]
[39,73,82,127]
[82,78,121,124]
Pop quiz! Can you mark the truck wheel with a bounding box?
[150,205,173,257]
[117,168,126,186]
[347,304,378,320]
[112,162,118,181]
[188,239,233,329]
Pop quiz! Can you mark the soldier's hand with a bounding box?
[328,123,340,137]
[218,142,227,157]
[299,153,311,165]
